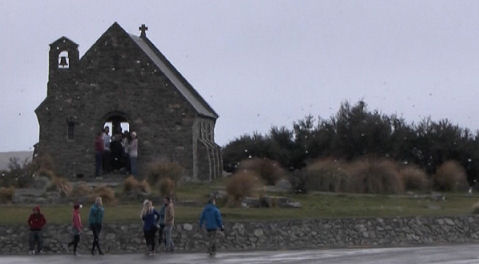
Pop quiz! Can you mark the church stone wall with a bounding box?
[36,24,221,180]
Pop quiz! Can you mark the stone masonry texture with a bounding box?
[35,22,221,181]
[2,216,479,255]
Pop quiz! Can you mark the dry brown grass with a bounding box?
[158,177,175,197]
[36,168,56,180]
[226,171,262,206]
[399,164,430,191]
[123,176,151,194]
[90,185,117,205]
[70,182,92,200]
[238,158,286,185]
[305,159,349,192]
[49,176,73,197]
[347,158,404,194]
[0,187,14,203]
[33,154,55,171]
[433,160,468,192]
[146,161,184,186]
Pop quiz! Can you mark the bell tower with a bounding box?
[48,37,79,78]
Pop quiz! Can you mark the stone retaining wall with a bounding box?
[2,216,479,255]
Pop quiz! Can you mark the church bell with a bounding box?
[59,56,68,67]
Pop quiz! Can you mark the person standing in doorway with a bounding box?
[164,197,175,252]
[102,126,111,173]
[27,206,46,255]
[68,203,83,255]
[88,197,104,255]
[141,200,160,255]
[199,197,224,256]
[94,131,104,177]
[127,131,138,177]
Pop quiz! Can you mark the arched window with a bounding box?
[67,121,75,139]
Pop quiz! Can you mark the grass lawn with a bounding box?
[1,187,478,225]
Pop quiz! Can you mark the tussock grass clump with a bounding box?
[347,158,404,194]
[305,159,349,192]
[70,182,92,201]
[90,185,117,205]
[0,187,14,203]
[49,176,72,197]
[399,165,430,191]
[433,160,468,192]
[226,171,262,206]
[36,168,56,179]
[33,154,55,172]
[146,161,184,186]
[123,176,151,194]
[158,177,175,197]
[238,158,286,185]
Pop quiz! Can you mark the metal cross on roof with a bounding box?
[139,24,148,37]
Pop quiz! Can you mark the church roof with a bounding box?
[128,34,218,119]
[49,36,78,47]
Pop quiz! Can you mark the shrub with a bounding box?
[90,185,117,205]
[433,160,468,192]
[158,177,175,197]
[123,176,151,194]
[346,158,404,194]
[146,161,184,186]
[238,158,286,185]
[226,171,261,206]
[399,165,430,191]
[305,159,349,192]
[4,157,34,188]
[288,169,308,193]
[70,182,92,200]
[0,187,14,203]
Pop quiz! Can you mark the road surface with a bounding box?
[1,244,479,263]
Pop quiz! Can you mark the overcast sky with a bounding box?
[1,0,479,151]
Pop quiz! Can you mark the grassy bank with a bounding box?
[1,191,478,225]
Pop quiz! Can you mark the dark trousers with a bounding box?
[95,151,102,176]
[29,230,43,252]
[158,224,165,246]
[144,227,157,252]
[102,150,111,173]
[90,224,102,254]
[68,234,80,253]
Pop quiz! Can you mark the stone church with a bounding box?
[35,22,222,181]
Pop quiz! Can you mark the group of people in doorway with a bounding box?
[95,127,138,177]
[27,196,224,256]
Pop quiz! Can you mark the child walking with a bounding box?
[68,204,83,255]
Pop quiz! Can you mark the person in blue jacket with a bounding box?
[88,197,104,255]
[141,199,160,255]
[199,197,224,256]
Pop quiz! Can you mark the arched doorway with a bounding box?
[100,112,132,174]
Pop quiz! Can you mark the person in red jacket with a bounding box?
[27,206,46,255]
[95,130,105,177]
[68,204,83,255]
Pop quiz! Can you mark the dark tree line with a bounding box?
[222,101,479,183]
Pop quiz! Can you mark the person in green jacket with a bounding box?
[88,197,104,255]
